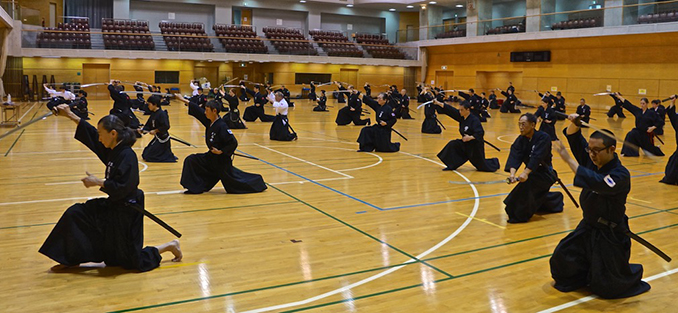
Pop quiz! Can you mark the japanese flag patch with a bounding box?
[604,175,616,187]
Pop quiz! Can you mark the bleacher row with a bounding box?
[638,11,678,24]
[35,19,407,59]
[435,29,466,39]
[551,17,601,30]
[486,23,525,35]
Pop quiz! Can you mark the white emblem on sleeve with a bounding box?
[604,174,616,187]
[227,129,233,134]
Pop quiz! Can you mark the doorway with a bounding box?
[82,63,110,100]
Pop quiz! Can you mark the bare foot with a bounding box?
[156,239,183,262]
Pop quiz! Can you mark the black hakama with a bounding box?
[660,105,678,184]
[108,84,141,130]
[619,100,664,157]
[39,119,161,272]
[69,97,89,120]
[550,128,650,298]
[308,83,317,101]
[181,101,266,194]
[270,114,297,141]
[141,109,177,162]
[436,103,499,172]
[576,104,591,124]
[313,95,329,112]
[535,106,558,141]
[500,91,522,113]
[242,88,275,122]
[357,98,400,152]
[336,93,369,125]
[422,103,442,134]
[503,131,563,223]
[222,94,247,129]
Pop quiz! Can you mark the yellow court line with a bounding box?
[160,261,208,269]
[455,212,506,229]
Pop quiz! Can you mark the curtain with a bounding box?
[64,0,113,28]
[0,28,9,97]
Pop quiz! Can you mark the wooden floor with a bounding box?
[1,98,677,313]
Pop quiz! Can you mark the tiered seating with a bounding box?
[309,30,362,57]
[638,11,678,24]
[486,23,525,35]
[102,19,154,50]
[160,22,213,52]
[213,24,267,54]
[435,29,466,39]
[551,17,601,30]
[37,18,91,49]
[355,34,406,59]
[263,27,317,55]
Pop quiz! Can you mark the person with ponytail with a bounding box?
[39,104,182,272]
[175,96,267,194]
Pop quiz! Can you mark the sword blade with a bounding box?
[0,111,53,141]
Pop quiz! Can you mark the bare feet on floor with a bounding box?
[156,239,183,262]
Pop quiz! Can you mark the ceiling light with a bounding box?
[456,4,463,8]
[429,1,437,4]
[299,0,306,2]
[406,5,414,8]
[389,8,396,11]
[347,4,353,7]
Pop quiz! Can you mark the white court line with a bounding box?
[269,177,350,185]
[242,150,480,313]
[497,134,518,144]
[538,267,678,313]
[258,145,383,173]
[253,143,353,179]
[44,181,82,186]
[51,157,99,161]
[18,103,39,122]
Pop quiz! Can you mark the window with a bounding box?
[155,71,180,84]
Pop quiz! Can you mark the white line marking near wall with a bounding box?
[241,150,480,313]
[253,143,353,179]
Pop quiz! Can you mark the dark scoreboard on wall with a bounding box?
[510,51,551,62]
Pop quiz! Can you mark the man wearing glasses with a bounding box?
[550,114,650,298]
[503,113,564,223]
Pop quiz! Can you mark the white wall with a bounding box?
[320,13,384,34]
[129,0,215,32]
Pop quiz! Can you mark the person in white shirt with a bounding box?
[190,80,200,96]
[45,84,76,111]
[269,91,297,141]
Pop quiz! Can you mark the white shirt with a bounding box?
[273,98,289,115]
[190,81,200,96]
[44,86,76,100]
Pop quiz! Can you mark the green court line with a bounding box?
[0,201,296,230]
[266,183,455,279]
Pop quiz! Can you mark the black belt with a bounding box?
[598,217,671,262]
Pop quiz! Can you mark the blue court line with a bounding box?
[382,193,510,211]
[236,149,383,210]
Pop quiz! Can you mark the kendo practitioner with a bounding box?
[500,89,522,113]
[275,85,294,107]
[44,84,76,111]
[651,99,666,135]
[660,96,678,185]
[130,82,149,114]
[107,81,141,132]
[535,96,558,141]
[551,92,567,120]
[222,88,247,129]
[607,93,626,118]
[238,81,251,103]
[478,92,491,119]
[161,88,172,106]
[576,98,591,125]
[175,96,267,194]
[335,81,347,103]
[313,90,329,112]
[421,87,442,134]
[504,113,564,223]
[507,82,515,94]
[139,95,177,162]
[550,114,651,299]
[308,81,317,101]
[611,93,664,157]
[416,83,424,103]
[336,86,370,126]
[434,99,499,172]
[357,92,400,152]
[242,85,275,122]
[69,90,90,120]
[269,91,297,141]
[39,104,182,272]
[489,90,499,109]
[190,79,200,96]
[395,89,413,119]
[364,83,372,98]
[459,89,486,122]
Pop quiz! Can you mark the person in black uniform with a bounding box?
[421,87,442,134]
[489,90,499,109]
[336,86,370,126]
[607,93,626,118]
[364,83,372,99]
[335,81,347,103]
[504,113,564,223]
[175,96,267,194]
[222,88,247,129]
[357,92,400,152]
[478,92,491,119]
[576,98,591,125]
[242,85,275,122]
[660,95,678,185]
[611,93,664,157]
[651,99,666,135]
[434,99,499,172]
[550,114,651,299]
[139,95,177,162]
[238,81,251,103]
[535,96,558,141]
[500,88,522,113]
[70,90,89,120]
[107,80,141,132]
[40,104,182,272]
[552,91,567,120]
[308,81,317,101]
[313,90,329,112]
[395,88,413,119]
[458,89,486,122]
